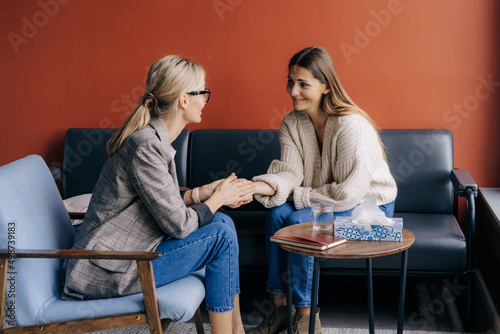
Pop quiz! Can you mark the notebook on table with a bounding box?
[270,230,347,251]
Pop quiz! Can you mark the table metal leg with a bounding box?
[309,257,320,334]
[286,252,293,334]
[397,249,409,333]
[366,258,374,334]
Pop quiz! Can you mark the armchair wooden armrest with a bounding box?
[0,249,161,260]
[0,249,165,333]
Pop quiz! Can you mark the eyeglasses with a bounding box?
[186,89,211,103]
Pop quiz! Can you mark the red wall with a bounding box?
[1,0,499,187]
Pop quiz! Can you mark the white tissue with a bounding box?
[351,194,390,225]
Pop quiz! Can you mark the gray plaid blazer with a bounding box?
[61,117,213,300]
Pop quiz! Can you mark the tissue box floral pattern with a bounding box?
[334,217,403,241]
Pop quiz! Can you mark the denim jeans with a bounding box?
[265,201,395,307]
[152,212,240,313]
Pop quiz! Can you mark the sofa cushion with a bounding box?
[189,129,280,211]
[63,128,115,199]
[320,212,466,273]
[63,128,190,198]
[382,129,454,214]
[62,193,91,226]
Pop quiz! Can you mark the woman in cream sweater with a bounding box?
[250,46,397,334]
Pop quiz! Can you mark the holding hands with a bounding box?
[196,173,256,213]
[215,173,255,208]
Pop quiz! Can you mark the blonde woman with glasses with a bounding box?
[60,55,254,334]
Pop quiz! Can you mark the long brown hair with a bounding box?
[289,46,386,159]
[107,55,205,155]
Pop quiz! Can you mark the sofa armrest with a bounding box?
[451,169,478,197]
[450,169,477,274]
[451,169,478,326]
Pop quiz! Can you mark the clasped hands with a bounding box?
[204,173,256,209]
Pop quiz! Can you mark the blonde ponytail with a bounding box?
[107,100,151,155]
[107,55,205,155]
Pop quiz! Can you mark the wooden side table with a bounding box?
[275,222,415,334]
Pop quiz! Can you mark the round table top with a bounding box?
[275,222,415,259]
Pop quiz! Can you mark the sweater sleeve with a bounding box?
[252,115,304,208]
[293,115,381,211]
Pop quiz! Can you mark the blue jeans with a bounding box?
[152,212,240,313]
[265,201,395,307]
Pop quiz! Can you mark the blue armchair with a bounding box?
[0,155,205,334]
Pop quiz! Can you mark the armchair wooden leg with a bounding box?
[137,260,162,334]
[136,260,205,334]
[161,318,172,332]
[194,306,205,334]
[159,307,204,333]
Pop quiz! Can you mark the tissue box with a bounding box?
[334,217,403,241]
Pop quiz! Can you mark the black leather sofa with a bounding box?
[62,127,478,324]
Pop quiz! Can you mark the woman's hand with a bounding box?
[215,174,255,206]
[199,179,224,202]
[227,196,254,209]
[204,174,255,213]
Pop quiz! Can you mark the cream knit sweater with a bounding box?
[253,110,397,212]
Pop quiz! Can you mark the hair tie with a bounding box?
[142,92,157,108]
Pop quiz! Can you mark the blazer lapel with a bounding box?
[148,117,179,186]
[149,117,170,144]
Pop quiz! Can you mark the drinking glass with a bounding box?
[311,203,334,231]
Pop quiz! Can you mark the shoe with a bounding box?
[248,305,293,334]
[278,307,321,334]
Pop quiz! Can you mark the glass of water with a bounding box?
[311,203,334,231]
